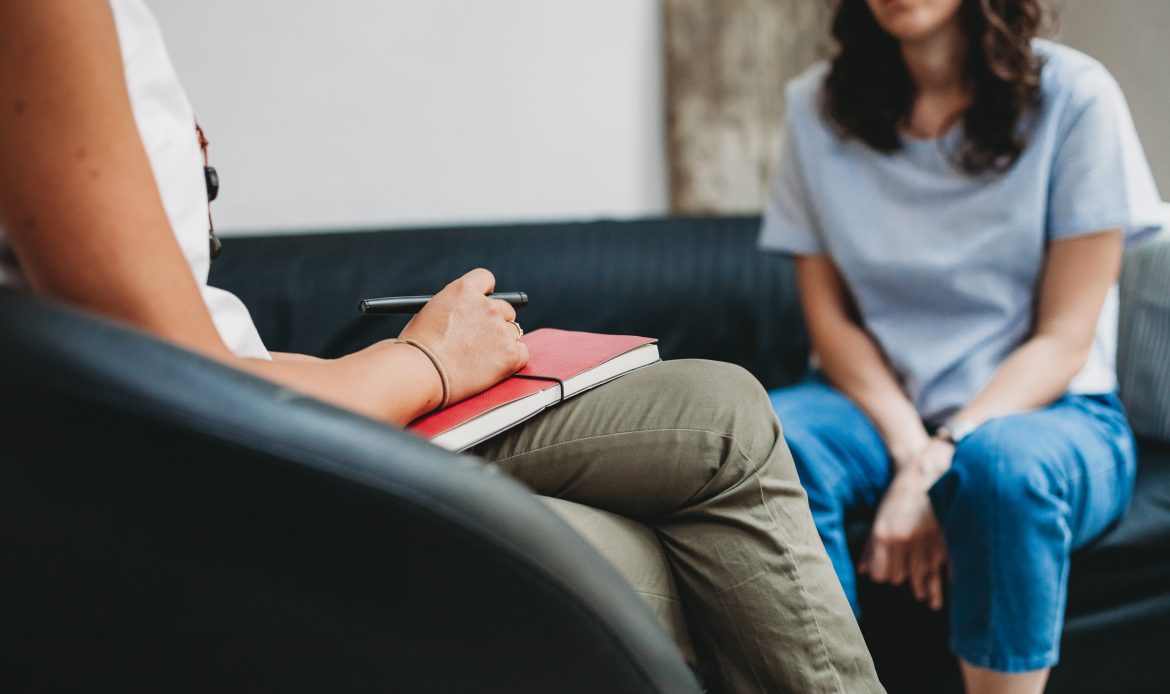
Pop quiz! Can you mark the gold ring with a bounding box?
[509,320,524,339]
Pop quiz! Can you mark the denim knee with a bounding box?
[930,417,1069,531]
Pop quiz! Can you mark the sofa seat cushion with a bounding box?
[1047,437,1170,693]
[1066,437,1170,609]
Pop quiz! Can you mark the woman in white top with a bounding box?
[0,1,886,691]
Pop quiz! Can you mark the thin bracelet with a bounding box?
[392,338,450,411]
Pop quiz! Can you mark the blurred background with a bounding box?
[146,0,1169,235]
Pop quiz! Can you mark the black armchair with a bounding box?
[0,289,701,693]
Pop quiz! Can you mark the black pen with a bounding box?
[359,292,529,315]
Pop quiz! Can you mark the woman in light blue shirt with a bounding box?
[761,0,1163,692]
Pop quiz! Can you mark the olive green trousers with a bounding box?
[473,360,883,694]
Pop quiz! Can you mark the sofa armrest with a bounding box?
[1119,222,1170,442]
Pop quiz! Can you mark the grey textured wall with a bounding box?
[665,0,831,214]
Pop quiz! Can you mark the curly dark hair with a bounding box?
[822,0,1048,175]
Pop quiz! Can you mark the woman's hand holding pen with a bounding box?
[398,268,530,407]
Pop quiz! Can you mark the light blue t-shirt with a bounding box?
[760,40,1164,423]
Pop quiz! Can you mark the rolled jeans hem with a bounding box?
[953,643,1059,674]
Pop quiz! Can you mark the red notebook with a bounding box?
[411,329,660,451]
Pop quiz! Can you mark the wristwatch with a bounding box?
[935,418,979,445]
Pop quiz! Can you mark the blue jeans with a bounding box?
[769,376,1137,673]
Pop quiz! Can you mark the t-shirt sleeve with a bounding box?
[1046,66,1164,245]
[759,116,825,255]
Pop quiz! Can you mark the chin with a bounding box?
[866,0,963,42]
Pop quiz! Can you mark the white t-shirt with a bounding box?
[0,0,270,360]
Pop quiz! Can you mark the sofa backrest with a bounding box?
[210,214,1168,442]
[209,216,811,391]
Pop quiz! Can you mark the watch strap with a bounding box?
[936,418,979,445]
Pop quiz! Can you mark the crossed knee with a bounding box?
[647,360,781,479]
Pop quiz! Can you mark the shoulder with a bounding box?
[783,61,831,129]
[785,61,830,105]
[1035,39,1126,117]
[785,61,830,111]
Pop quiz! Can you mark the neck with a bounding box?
[901,18,968,93]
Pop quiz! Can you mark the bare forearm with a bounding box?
[237,341,442,426]
[795,256,930,464]
[269,351,326,364]
[955,334,1089,425]
[817,320,930,464]
[957,232,1122,426]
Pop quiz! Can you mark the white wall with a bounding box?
[148,1,1166,235]
[146,0,668,234]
